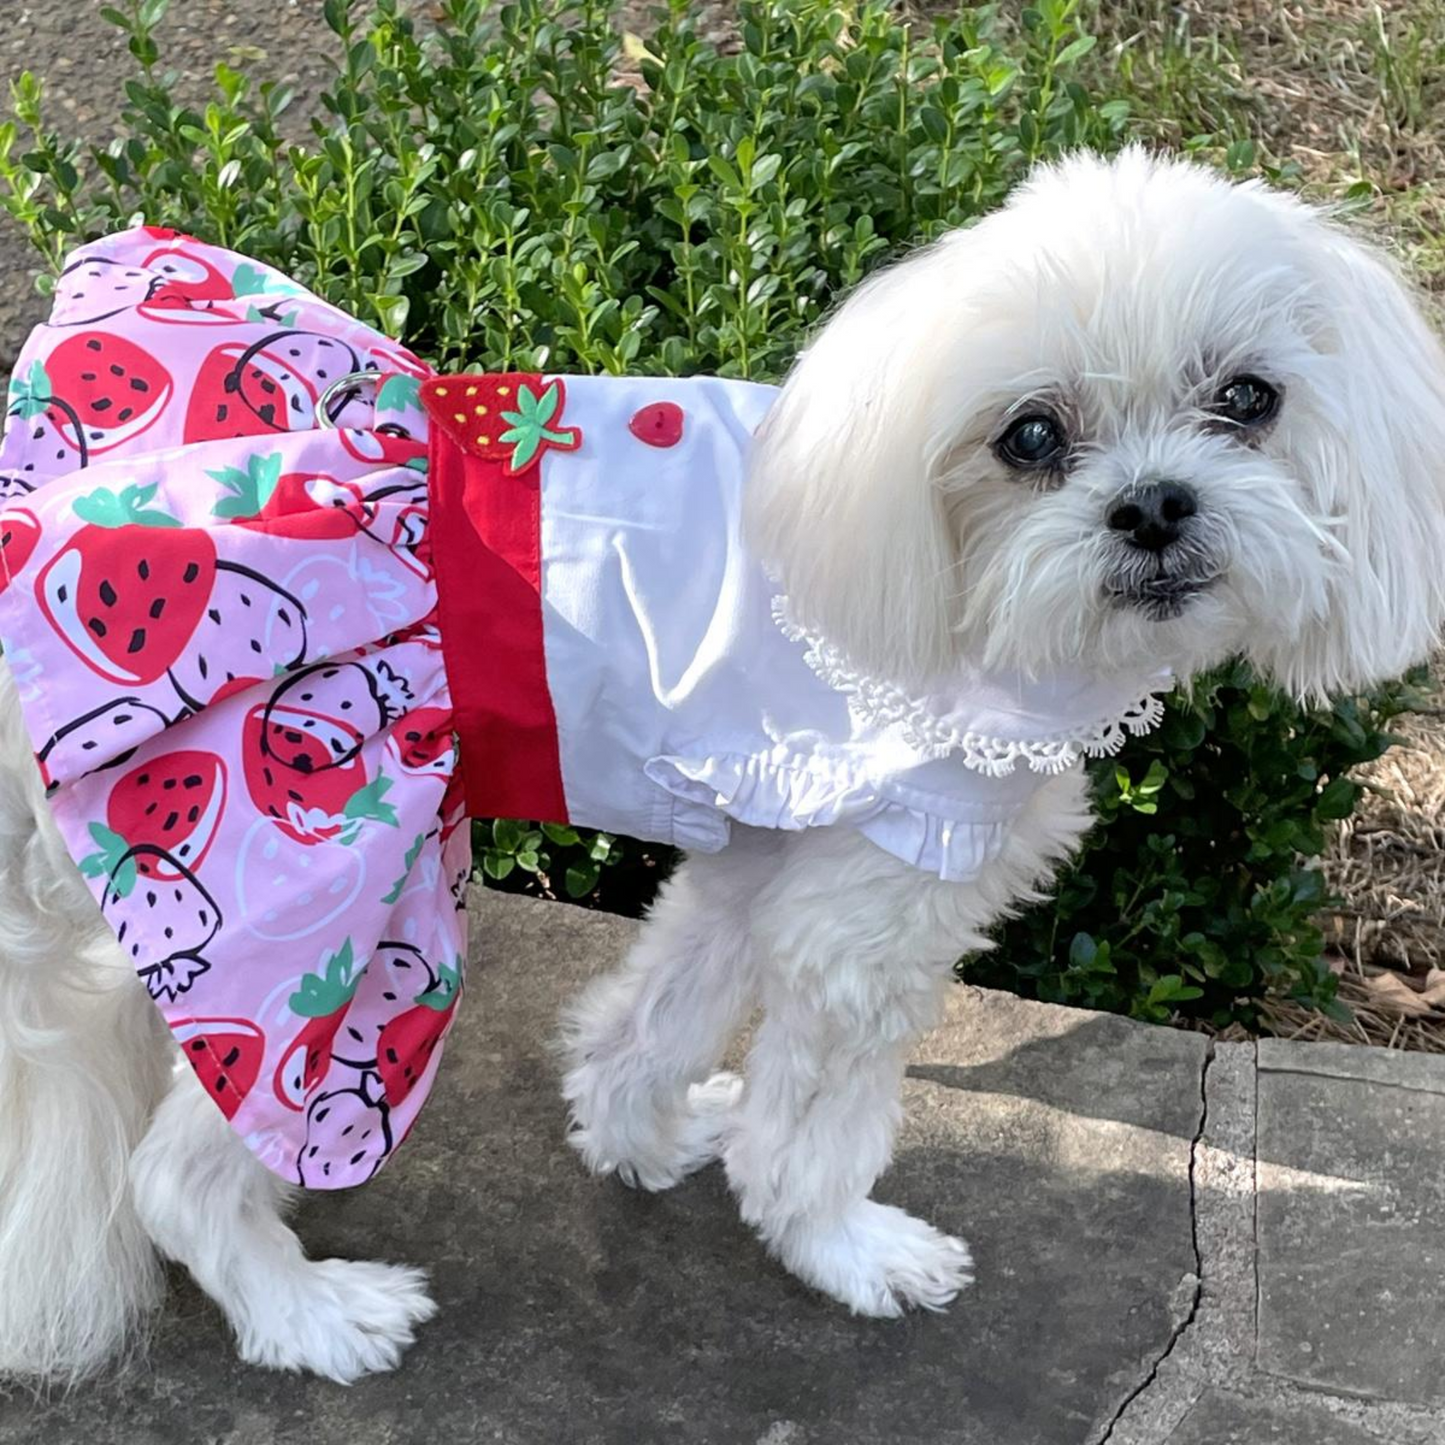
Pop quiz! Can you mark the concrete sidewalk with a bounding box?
[5,890,1445,1444]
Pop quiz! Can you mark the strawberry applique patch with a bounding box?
[420,374,582,477]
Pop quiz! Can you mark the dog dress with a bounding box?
[0,230,1171,1188]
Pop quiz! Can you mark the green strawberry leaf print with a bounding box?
[80,822,136,896]
[231,262,301,299]
[289,938,360,1017]
[73,483,182,529]
[377,373,422,414]
[209,452,283,520]
[499,381,578,473]
[381,831,427,906]
[7,361,52,420]
[415,957,461,1011]
[341,774,400,841]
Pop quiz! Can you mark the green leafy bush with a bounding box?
[0,0,1415,1023]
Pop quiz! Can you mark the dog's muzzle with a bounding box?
[1103,480,1221,619]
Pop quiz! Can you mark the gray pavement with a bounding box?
[2,890,1443,1444]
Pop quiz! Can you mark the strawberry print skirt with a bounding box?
[0,229,470,1188]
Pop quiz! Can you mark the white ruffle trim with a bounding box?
[772,596,1170,777]
[644,751,1006,882]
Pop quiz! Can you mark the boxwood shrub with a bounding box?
[0,0,1418,1027]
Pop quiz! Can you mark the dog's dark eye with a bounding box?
[1212,374,1279,428]
[996,413,1067,470]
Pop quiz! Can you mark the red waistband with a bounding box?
[421,373,569,824]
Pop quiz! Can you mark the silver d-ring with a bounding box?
[315,370,380,428]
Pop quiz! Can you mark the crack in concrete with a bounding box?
[1092,1041,1215,1445]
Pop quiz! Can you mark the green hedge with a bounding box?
[0,0,1419,1027]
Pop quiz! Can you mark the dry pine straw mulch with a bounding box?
[1267,684,1445,1052]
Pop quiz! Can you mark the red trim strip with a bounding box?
[422,374,568,823]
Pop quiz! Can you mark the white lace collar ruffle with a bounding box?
[771,597,1173,778]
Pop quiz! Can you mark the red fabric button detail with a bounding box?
[629,401,684,448]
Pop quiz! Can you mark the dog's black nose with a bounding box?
[1107,481,1198,552]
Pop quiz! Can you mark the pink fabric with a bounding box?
[0,229,469,1188]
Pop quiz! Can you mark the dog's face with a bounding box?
[748,149,1445,699]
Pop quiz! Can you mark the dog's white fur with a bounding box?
[4,149,1445,1382]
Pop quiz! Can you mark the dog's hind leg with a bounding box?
[0,670,172,1384]
[130,1070,437,1383]
[560,829,780,1191]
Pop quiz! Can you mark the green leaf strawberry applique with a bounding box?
[497,380,581,474]
[419,373,583,477]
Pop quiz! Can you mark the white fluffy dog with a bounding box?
[3,148,1445,1385]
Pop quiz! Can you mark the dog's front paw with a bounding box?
[569,1070,742,1192]
[774,1200,973,1317]
[235,1259,437,1383]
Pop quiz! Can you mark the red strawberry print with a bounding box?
[7,335,173,465]
[101,843,221,1002]
[144,247,235,305]
[299,1083,392,1185]
[80,750,227,884]
[375,957,460,1107]
[208,451,363,539]
[419,374,582,477]
[629,401,685,448]
[386,707,455,777]
[36,484,216,685]
[243,666,401,846]
[183,332,364,443]
[172,1017,264,1121]
[274,939,361,1111]
[338,426,428,472]
[0,509,40,593]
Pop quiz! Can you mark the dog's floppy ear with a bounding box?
[744,238,976,684]
[1250,218,1445,700]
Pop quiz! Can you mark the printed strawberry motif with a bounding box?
[144,247,237,305]
[172,1017,264,1121]
[274,939,362,1110]
[420,374,581,477]
[629,401,685,448]
[337,426,428,472]
[234,814,367,942]
[36,484,216,685]
[385,707,455,777]
[102,843,221,1002]
[36,695,173,792]
[0,508,40,593]
[298,1083,393,1185]
[321,940,440,1071]
[167,562,309,711]
[374,957,460,1107]
[208,451,363,539]
[183,332,364,443]
[0,475,37,503]
[80,750,227,885]
[7,335,173,465]
[243,665,402,846]
[50,255,162,326]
